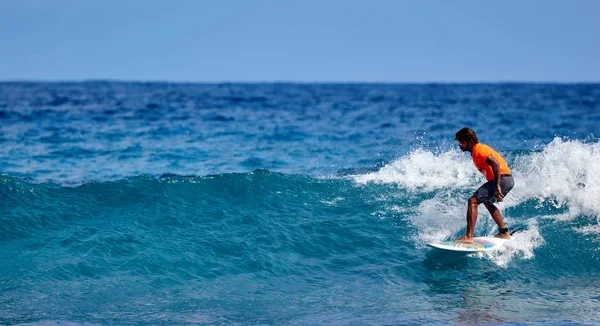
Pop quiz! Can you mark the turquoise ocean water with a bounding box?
[1,82,600,324]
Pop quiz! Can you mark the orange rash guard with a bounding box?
[471,143,511,181]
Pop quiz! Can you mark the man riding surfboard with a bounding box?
[455,127,515,243]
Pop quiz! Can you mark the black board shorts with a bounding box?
[474,175,514,204]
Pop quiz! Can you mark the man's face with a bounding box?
[458,140,471,152]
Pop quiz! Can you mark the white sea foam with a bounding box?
[353,148,479,191]
[355,138,600,219]
[481,223,545,268]
[514,137,600,218]
[410,194,467,245]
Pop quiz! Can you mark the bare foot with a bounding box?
[494,233,511,239]
[455,235,474,243]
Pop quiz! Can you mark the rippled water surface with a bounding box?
[1,82,599,324]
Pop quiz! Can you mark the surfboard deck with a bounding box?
[427,236,509,252]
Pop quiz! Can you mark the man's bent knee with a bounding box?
[468,195,480,206]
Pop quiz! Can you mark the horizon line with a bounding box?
[1,78,599,85]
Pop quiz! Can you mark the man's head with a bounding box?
[455,127,478,152]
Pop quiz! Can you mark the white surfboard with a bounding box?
[427,236,509,252]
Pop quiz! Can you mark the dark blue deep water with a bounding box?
[1,82,600,325]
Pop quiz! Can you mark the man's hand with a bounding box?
[495,185,504,202]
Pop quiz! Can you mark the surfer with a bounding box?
[454,127,515,243]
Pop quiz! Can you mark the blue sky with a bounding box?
[1,0,599,82]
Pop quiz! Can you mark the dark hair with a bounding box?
[455,127,479,144]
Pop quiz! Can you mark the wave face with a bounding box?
[1,82,600,324]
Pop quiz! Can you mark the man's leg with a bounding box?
[484,202,510,239]
[456,195,480,243]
